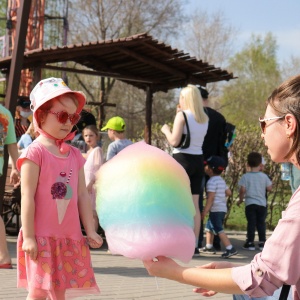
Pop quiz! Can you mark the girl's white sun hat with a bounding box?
[30,77,86,115]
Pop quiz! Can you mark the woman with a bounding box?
[83,125,104,231]
[161,84,208,256]
[144,75,300,299]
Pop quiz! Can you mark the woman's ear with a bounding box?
[285,114,297,137]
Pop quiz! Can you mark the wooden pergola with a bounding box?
[0,33,235,144]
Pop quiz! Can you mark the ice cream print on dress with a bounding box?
[51,169,73,224]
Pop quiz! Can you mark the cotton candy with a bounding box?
[96,141,195,263]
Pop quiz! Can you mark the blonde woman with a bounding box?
[161,84,209,256]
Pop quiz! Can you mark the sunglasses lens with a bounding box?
[71,113,80,125]
[53,111,81,125]
[58,111,69,124]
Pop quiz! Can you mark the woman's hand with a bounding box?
[22,237,38,260]
[86,232,103,248]
[161,124,171,135]
[193,261,235,296]
[143,256,183,280]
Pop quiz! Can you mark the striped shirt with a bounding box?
[206,175,228,213]
[15,118,30,140]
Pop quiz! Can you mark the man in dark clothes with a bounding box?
[198,87,227,251]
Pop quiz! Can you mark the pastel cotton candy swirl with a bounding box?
[96,141,195,263]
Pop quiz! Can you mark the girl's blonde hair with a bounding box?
[180,84,209,124]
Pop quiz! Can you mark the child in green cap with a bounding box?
[101,116,132,161]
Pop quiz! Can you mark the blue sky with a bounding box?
[186,0,300,63]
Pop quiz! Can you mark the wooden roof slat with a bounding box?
[0,33,234,91]
[117,47,186,79]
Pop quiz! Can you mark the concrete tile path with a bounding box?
[0,231,271,299]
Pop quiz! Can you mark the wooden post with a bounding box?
[0,0,32,214]
[144,86,153,145]
[99,77,105,129]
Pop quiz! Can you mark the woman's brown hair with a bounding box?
[267,75,300,164]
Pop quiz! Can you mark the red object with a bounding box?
[0,263,13,269]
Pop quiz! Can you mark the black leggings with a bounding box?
[173,153,204,195]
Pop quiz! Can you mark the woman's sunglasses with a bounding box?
[258,115,285,133]
[48,110,81,125]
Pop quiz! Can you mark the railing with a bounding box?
[0,36,6,58]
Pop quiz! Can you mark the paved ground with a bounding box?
[0,231,272,300]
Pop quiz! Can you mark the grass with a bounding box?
[224,202,285,231]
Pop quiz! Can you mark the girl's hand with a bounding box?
[193,261,235,296]
[143,256,183,279]
[22,237,38,261]
[86,232,103,248]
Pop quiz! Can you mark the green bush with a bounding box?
[223,123,291,230]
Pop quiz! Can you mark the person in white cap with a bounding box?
[16,78,103,299]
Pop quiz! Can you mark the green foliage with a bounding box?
[220,33,282,125]
[0,0,6,37]
[224,123,291,230]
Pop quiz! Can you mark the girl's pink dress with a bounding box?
[16,141,100,299]
[84,146,103,209]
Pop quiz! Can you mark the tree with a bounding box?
[104,81,177,139]
[178,9,237,99]
[68,0,184,42]
[281,55,300,80]
[220,33,281,124]
[66,0,184,135]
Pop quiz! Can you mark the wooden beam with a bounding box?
[118,47,187,79]
[42,64,158,84]
[87,102,116,107]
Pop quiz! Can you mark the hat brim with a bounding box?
[101,125,108,131]
[32,88,86,113]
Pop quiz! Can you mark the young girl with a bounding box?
[82,125,104,231]
[144,75,300,299]
[17,78,103,300]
